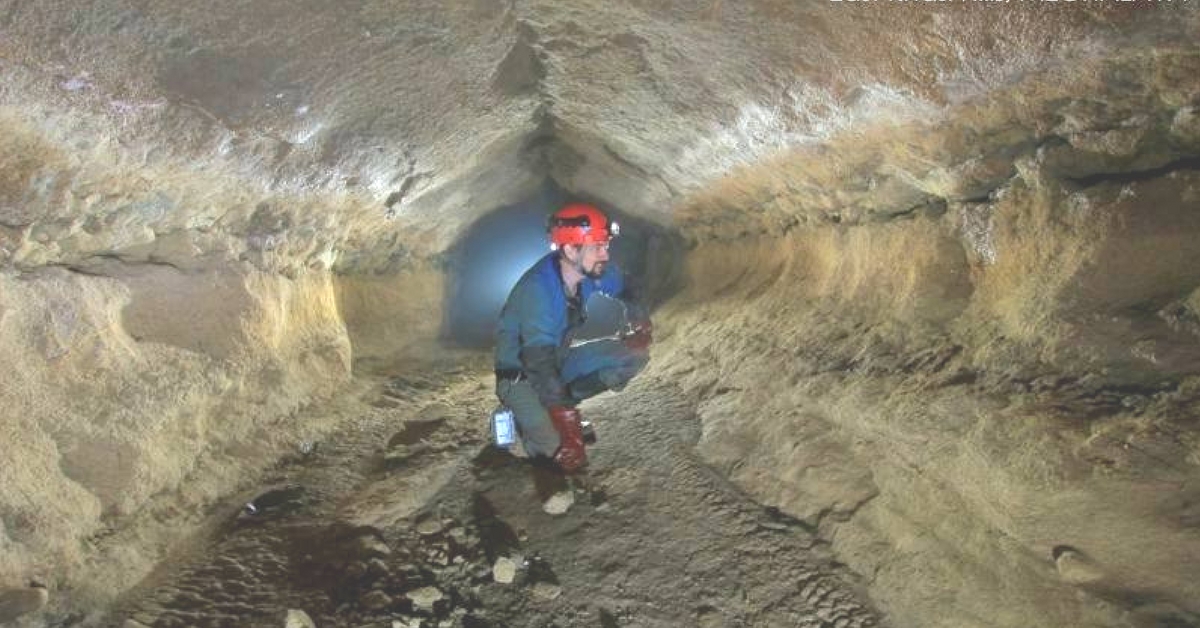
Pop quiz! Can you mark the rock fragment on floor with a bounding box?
[542,490,574,515]
[361,589,393,610]
[531,581,562,601]
[493,556,518,583]
[356,535,392,557]
[285,608,316,628]
[416,518,445,536]
[406,585,443,611]
[1053,546,1105,584]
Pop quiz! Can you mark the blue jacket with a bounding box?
[494,252,625,405]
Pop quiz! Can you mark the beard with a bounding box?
[584,261,606,279]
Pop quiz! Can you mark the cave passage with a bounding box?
[442,181,681,349]
[2,3,1199,628]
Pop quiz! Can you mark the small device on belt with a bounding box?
[491,406,516,449]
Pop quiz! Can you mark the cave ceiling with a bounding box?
[0,0,1194,270]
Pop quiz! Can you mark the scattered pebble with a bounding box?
[361,590,393,610]
[696,606,724,628]
[406,586,443,610]
[357,536,392,557]
[493,557,518,584]
[285,609,316,628]
[367,558,391,577]
[542,490,574,515]
[531,582,562,600]
[1053,546,1105,584]
[417,518,445,536]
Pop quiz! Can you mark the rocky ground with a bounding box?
[88,359,881,628]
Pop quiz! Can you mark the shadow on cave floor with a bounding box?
[101,358,884,628]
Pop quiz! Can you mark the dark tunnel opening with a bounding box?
[441,180,685,349]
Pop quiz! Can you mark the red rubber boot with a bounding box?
[547,406,588,473]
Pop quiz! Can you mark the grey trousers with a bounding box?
[496,339,649,458]
[495,378,560,458]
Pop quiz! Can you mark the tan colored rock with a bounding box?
[1170,107,1200,143]
[360,590,393,611]
[405,586,443,611]
[416,518,445,536]
[355,536,392,558]
[285,609,317,628]
[530,582,562,601]
[492,557,518,584]
[1053,547,1106,585]
[542,490,574,516]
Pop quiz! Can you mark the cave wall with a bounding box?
[0,100,443,603]
[0,261,357,598]
[652,41,1200,628]
[336,267,447,366]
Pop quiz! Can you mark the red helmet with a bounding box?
[547,203,619,248]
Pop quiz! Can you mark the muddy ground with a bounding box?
[99,360,882,628]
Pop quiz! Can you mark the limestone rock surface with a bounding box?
[1,2,1199,628]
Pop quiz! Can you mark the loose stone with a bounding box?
[285,609,316,628]
[492,557,518,584]
[361,589,393,610]
[542,490,574,515]
[357,536,392,557]
[531,582,562,601]
[367,558,391,578]
[1053,546,1105,584]
[416,518,445,536]
[406,586,443,611]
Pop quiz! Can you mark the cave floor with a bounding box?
[100,358,883,628]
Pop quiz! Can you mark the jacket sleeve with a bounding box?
[517,281,572,408]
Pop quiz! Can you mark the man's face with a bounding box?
[574,242,610,279]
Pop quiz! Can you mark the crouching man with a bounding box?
[493,203,652,472]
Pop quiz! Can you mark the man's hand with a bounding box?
[547,405,587,473]
[623,319,653,352]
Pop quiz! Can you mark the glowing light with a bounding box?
[444,186,566,347]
